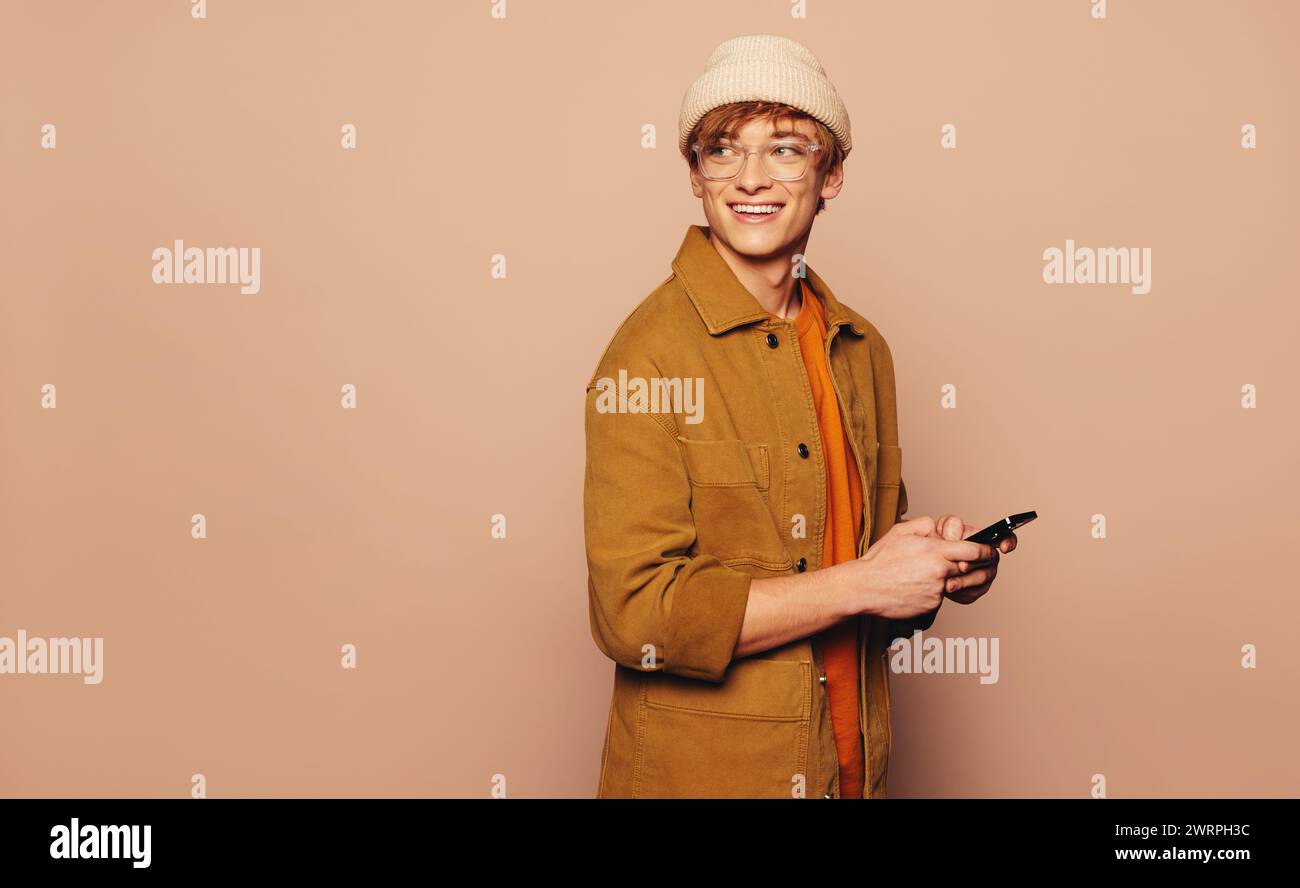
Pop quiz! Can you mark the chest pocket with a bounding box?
[677,437,791,571]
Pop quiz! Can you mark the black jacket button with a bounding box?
[797,443,810,458]
[796,557,807,572]
[766,332,780,348]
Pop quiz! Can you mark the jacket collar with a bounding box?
[671,224,865,337]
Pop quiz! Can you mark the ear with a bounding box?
[819,158,845,202]
[689,164,706,199]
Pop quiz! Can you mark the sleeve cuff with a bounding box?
[664,558,753,682]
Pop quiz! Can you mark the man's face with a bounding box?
[689,116,843,260]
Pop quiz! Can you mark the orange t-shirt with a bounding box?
[769,277,865,798]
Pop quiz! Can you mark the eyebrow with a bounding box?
[719,128,808,140]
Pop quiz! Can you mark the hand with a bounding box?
[854,516,996,620]
[931,514,1016,604]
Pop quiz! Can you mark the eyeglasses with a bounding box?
[692,139,822,181]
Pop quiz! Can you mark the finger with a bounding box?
[957,523,988,572]
[958,553,991,573]
[945,567,994,594]
[944,557,987,579]
[941,540,995,564]
[1001,532,1017,554]
[953,523,985,565]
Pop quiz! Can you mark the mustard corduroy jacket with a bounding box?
[584,224,936,798]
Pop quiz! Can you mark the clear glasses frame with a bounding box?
[691,139,823,181]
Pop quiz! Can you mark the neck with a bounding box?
[708,229,810,319]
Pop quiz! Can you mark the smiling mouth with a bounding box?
[727,201,785,223]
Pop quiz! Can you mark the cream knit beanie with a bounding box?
[678,34,852,159]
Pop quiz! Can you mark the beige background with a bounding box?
[2,1,1297,798]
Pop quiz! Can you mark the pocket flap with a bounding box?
[643,656,808,719]
[677,438,769,490]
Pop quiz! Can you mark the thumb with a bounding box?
[934,514,964,540]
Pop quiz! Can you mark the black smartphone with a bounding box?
[964,511,1037,546]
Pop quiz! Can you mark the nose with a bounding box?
[736,148,772,191]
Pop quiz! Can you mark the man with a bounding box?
[583,34,1017,799]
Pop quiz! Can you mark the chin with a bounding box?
[731,233,786,257]
[714,219,795,257]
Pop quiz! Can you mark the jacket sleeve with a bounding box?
[584,386,753,683]
[887,475,941,639]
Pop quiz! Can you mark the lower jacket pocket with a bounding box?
[634,657,810,798]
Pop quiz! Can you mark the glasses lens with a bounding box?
[765,142,813,178]
[698,141,813,180]
[698,143,743,179]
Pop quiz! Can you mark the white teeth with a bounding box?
[731,204,781,214]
